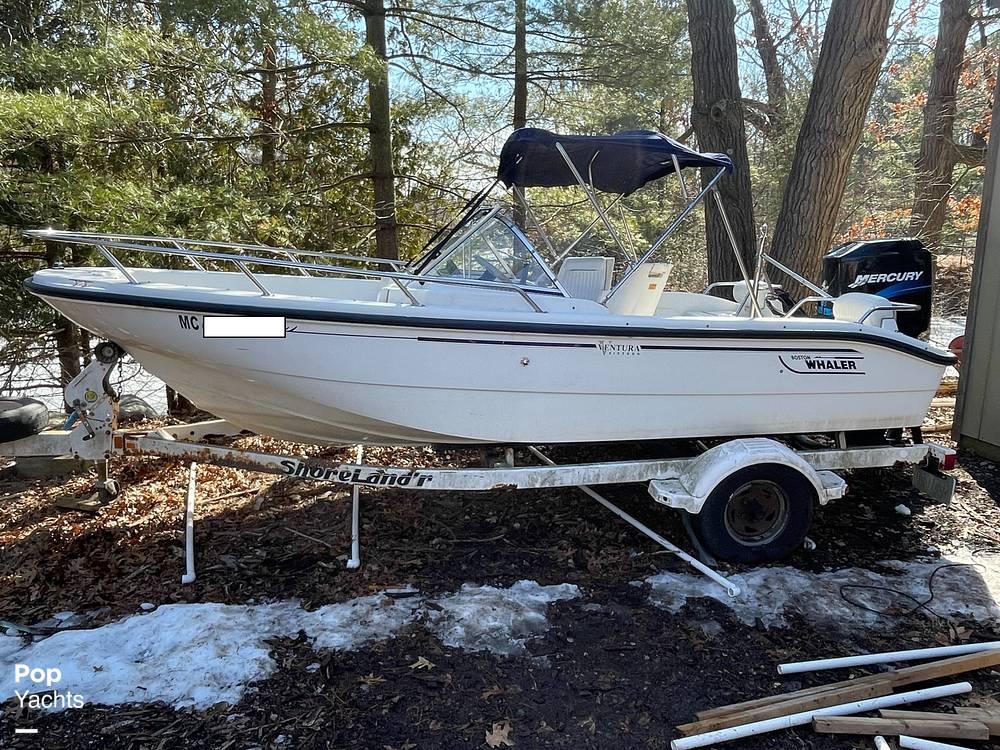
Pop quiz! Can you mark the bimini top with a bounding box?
[497,128,734,195]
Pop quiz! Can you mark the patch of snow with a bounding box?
[930,316,965,349]
[291,595,419,651]
[425,581,580,656]
[0,581,574,710]
[895,504,912,516]
[930,316,965,378]
[644,551,1000,630]
[0,635,26,663]
[0,595,417,711]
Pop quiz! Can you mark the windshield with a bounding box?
[422,215,556,288]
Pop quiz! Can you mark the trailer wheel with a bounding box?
[693,463,815,563]
[0,398,49,443]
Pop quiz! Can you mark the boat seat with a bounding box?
[604,262,673,316]
[655,281,782,319]
[832,292,899,331]
[655,291,740,318]
[556,256,615,301]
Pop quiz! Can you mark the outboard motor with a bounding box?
[818,238,932,338]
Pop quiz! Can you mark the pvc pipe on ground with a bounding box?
[874,737,892,750]
[778,642,1000,674]
[527,447,741,598]
[346,484,361,570]
[346,446,363,570]
[181,462,197,585]
[669,681,972,750]
[899,736,973,750]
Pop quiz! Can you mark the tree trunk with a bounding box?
[512,0,528,228]
[260,35,279,175]
[363,0,399,260]
[909,0,974,251]
[687,0,757,284]
[748,0,788,136]
[44,241,81,390]
[769,0,893,292]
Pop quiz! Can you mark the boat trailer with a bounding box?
[0,347,957,598]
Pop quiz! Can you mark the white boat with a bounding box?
[23,129,953,446]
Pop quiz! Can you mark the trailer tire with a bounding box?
[0,398,49,443]
[692,463,815,563]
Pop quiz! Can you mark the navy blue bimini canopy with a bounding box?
[497,128,733,195]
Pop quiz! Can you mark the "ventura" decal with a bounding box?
[596,341,642,356]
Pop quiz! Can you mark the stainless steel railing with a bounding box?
[24,229,556,314]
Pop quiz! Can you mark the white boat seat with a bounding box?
[655,280,783,319]
[556,256,615,301]
[604,262,673,316]
[655,291,740,318]
[832,292,899,331]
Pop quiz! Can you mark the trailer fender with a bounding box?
[648,438,846,514]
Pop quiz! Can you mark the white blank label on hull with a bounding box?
[203,316,286,338]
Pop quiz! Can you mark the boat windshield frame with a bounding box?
[411,204,568,296]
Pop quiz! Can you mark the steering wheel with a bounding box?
[474,254,506,282]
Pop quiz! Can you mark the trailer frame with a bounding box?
[0,350,957,598]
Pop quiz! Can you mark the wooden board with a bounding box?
[889,650,1000,688]
[693,650,1000,722]
[879,710,964,721]
[692,673,888,721]
[813,716,989,739]
[677,681,891,736]
[954,707,1000,734]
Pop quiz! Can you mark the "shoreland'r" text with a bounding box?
[279,459,434,487]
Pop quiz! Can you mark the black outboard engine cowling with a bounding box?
[818,238,932,339]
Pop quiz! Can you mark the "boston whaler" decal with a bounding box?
[779,352,866,375]
[280,459,434,486]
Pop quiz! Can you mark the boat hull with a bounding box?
[34,293,948,446]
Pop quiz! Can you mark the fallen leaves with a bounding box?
[485,720,513,748]
[408,656,435,670]
[480,685,503,700]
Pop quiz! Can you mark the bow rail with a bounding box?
[24,229,556,313]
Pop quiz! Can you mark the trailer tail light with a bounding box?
[941,452,957,472]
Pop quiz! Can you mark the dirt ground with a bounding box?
[3,400,1000,749]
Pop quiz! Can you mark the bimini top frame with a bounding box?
[490,128,762,314]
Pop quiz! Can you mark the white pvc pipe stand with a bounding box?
[874,737,892,750]
[899,736,973,750]
[670,681,972,750]
[346,446,363,570]
[528,447,741,598]
[778,641,1000,674]
[181,462,198,584]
